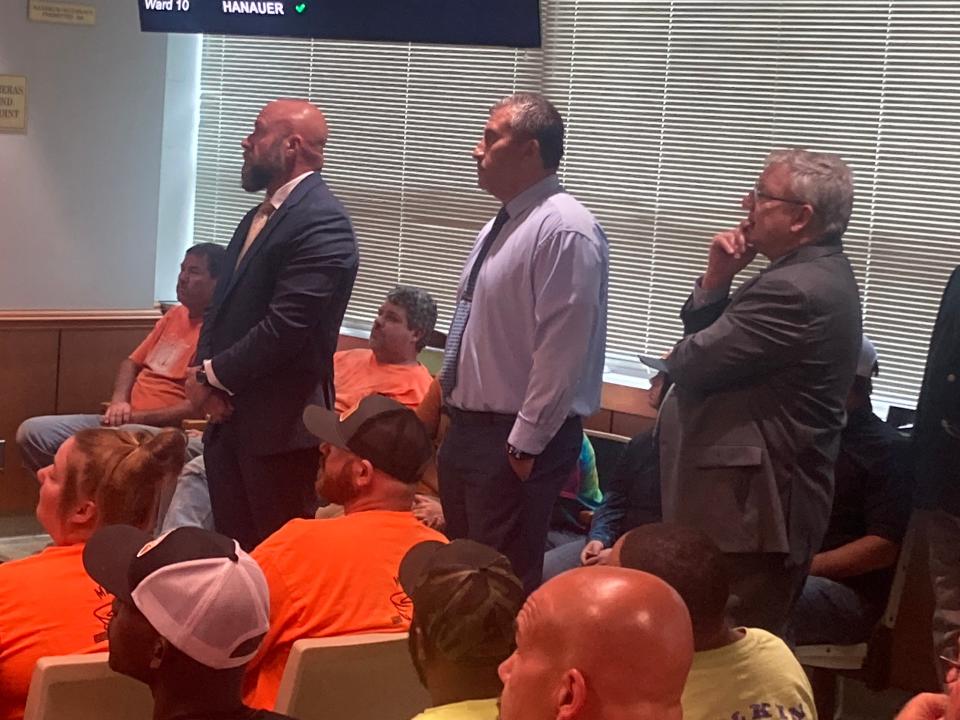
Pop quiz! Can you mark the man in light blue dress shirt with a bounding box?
[437,92,609,594]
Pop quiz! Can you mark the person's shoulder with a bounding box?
[744,627,800,660]
[298,174,352,217]
[537,191,604,237]
[253,518,321,560]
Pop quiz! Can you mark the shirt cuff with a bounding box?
[690,275,730,310]
[204,358,233,396]
[508,414,552,456]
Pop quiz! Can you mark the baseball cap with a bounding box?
[857,336,879,378]
[302,393,433,485]
[82,525,270,670]
[399,539,524,664]
[638,353,670,374]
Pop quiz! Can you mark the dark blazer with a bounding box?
[196,172,359,455]
[658,241,861,564]
[914,265,960,515]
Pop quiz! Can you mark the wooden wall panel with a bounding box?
[583,410,613,434]
[611,411,656,438]
[0,311,159,521]
[0,330,59,516]
[57,328,154,414]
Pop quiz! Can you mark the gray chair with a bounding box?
[273,633,430,720]
[23,652,153,720]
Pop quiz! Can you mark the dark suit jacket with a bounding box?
[658,240,861,564]
[196,172,359,455]
[914,265,960,514]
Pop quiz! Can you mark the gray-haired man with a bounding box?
[653,149,863,635]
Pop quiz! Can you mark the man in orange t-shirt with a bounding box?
[16,244,224,473]
[153,285,438,533]
[334,285,437,412]
[243,394,447,709]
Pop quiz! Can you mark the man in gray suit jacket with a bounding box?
[654,149,862,635]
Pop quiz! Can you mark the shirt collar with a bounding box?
[505,173,561,219]
[265,170,315,211]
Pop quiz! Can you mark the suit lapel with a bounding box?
[220,171,325,301]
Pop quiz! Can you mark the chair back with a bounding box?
[274,633,429,720]
[23,652,153,720]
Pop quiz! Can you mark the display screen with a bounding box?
[139,0,542,48]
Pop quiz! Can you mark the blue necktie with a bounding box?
[438,207,510,399]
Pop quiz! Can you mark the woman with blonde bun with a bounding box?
[0,428,187,720]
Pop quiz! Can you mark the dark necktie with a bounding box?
[438,207,510,398]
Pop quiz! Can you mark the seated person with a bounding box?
[16,243,224,472]
[161,284,439,531]
[242,394,447,708]
[399,539,525,720]
[542,372,667,581]
[787,337,911,645]
[83,525,293,720]
[545,435,603,548]
[497,565,693,720]
[334,284,437,412]
[0,428,185,720]
[611,524,816,720]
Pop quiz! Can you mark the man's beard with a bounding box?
[241,144,285,192]
[319,466,361,506]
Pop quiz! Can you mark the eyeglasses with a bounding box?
[751,187,807,206]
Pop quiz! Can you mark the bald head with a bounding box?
[498,567,693,720]
[241,98,329,194]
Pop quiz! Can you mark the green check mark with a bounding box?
[295,2,306,12]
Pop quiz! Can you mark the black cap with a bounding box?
[303,394,433,485]
[83,525,238,602]
[400,539,524,663]
[637,353,670,374]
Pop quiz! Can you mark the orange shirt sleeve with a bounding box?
[128,313,169,366]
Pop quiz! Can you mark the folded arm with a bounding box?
[666,277,808,395]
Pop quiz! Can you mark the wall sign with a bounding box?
[0,76,27,132]
[29,1,96,26]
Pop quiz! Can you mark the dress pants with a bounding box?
[204,423,319,551]
[438,410,582,595]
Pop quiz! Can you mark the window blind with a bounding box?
[195,35,541,331]
[194,2,960,408]
[541,0,960,407]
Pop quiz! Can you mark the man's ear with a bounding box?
[556,668,588,720]
[149,636,170,671]
[411,327,426,348]
[355,458,376,489]
[526,137,543,166]
[791,203,815,235]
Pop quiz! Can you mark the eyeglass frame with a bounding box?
[751,186,809,207]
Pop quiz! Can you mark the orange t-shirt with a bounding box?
[244,511,446,709]
[333,348,434,413]
[0,544,111,720]
[128,304,202,412]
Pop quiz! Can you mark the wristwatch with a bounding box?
[195,366,211,387]
[506,443,535,462]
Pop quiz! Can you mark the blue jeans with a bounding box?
[17,414,202,472]
[787,575,879,645]
[159,455,214,533]
[542,536,588,583]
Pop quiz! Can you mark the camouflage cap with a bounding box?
[399,539,524,664]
